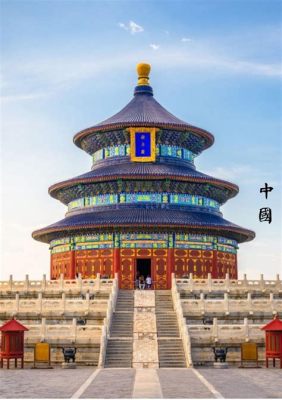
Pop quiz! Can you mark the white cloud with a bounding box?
[2,41,281,103]
[181,37,192,42]
[150,44,160,50]
[118,21,144,34]
[118,22,127,30]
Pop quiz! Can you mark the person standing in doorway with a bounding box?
[145,275,152,289]
[139,275,145,289]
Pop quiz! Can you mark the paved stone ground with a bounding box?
[199,368,282,399]
[158,369,214,398]
[1,367,282,399]
[81,369,136,399]
[0,368,93,399]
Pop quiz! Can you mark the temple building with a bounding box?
[32,63,255,289]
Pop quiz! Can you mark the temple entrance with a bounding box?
[136,258,151,282]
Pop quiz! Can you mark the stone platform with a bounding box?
[1,367,282,398]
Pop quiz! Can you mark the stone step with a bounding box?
[104,338,133,368]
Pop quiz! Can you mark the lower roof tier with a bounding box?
[49,161,239,205]
[32,208,255,244]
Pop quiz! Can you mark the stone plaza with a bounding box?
[1,367,282,399]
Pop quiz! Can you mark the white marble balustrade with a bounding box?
[0,296,109,316]
[0,274,114,294]
[187,317,264,344]
[181,294,282,316]
[171,275,193,367]
[22,318,103,344]
[176,273,281,293]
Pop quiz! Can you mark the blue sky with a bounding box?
[1,0,281,280]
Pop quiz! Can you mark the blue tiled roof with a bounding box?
[87,162,215,179]
[49,162,238,201]
[95,88,192,127]
[73,86,214,149]
[32,208,255,244]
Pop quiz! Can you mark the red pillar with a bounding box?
[212,250,218,278]
[234,254,238,279]
[70,250,76,279]
[167,248,174,289]
[113,248,120,281]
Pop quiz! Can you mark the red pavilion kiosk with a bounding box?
[0,318,28,369]
[261,315,282,368]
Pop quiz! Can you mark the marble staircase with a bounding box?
[104,291,134,367]
[155,291,186,367]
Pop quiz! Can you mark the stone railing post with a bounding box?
[25,274,29,291]
[244,317,249,341]
[269,293,276,315]
[72,318,77,343]
[247,292,253,315]
[78,273,82,292]
[112,276,118,312]
[96,273,101,291]
[276,274,280,290]
[60,273,64,290]
[62,292,66,314]
[213,317,218,342]
[243,273,248,290]
[9,275,13,291]
[98,325,107,367]
[260,274,265,291]
[200,292,205,315]
[189,273,193,292]
[42,274,46,292]
[41,318,46,341]
[86,292,90,314]
[38,292,43,315]
[207,273,212,292]
[224,292,229,315]
[15,293,20,315]
[225,273,230,292]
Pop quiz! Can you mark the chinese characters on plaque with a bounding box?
[129,127,157,162]
[259,183,273,224]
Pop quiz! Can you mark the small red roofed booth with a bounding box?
[261,315,282,368]
[0,318,28,369]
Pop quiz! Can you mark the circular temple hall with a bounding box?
[32,63,255,289]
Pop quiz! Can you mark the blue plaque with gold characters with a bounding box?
[129,127,157,162]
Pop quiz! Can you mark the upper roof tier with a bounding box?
[73,63,214,154]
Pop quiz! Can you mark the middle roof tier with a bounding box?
[49,161,238,205]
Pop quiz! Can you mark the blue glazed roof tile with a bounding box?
[73,87,214,149]
[32,208,255,244]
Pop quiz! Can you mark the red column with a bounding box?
[70,250,76,279]
[167,248,174,289]
[212,250,218,279]
[234,254,238,279]
[113,248,120,281]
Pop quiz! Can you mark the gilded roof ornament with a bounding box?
[137,62,151,86]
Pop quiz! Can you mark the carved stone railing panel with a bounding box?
[171,274,193,367]
[176,273,281,294]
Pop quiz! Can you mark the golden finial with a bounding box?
[137,62,151,86]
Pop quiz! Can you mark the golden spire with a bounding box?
[136,62,151,86]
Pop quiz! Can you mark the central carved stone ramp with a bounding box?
[156,290,186,368]
[104,290,134,368]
